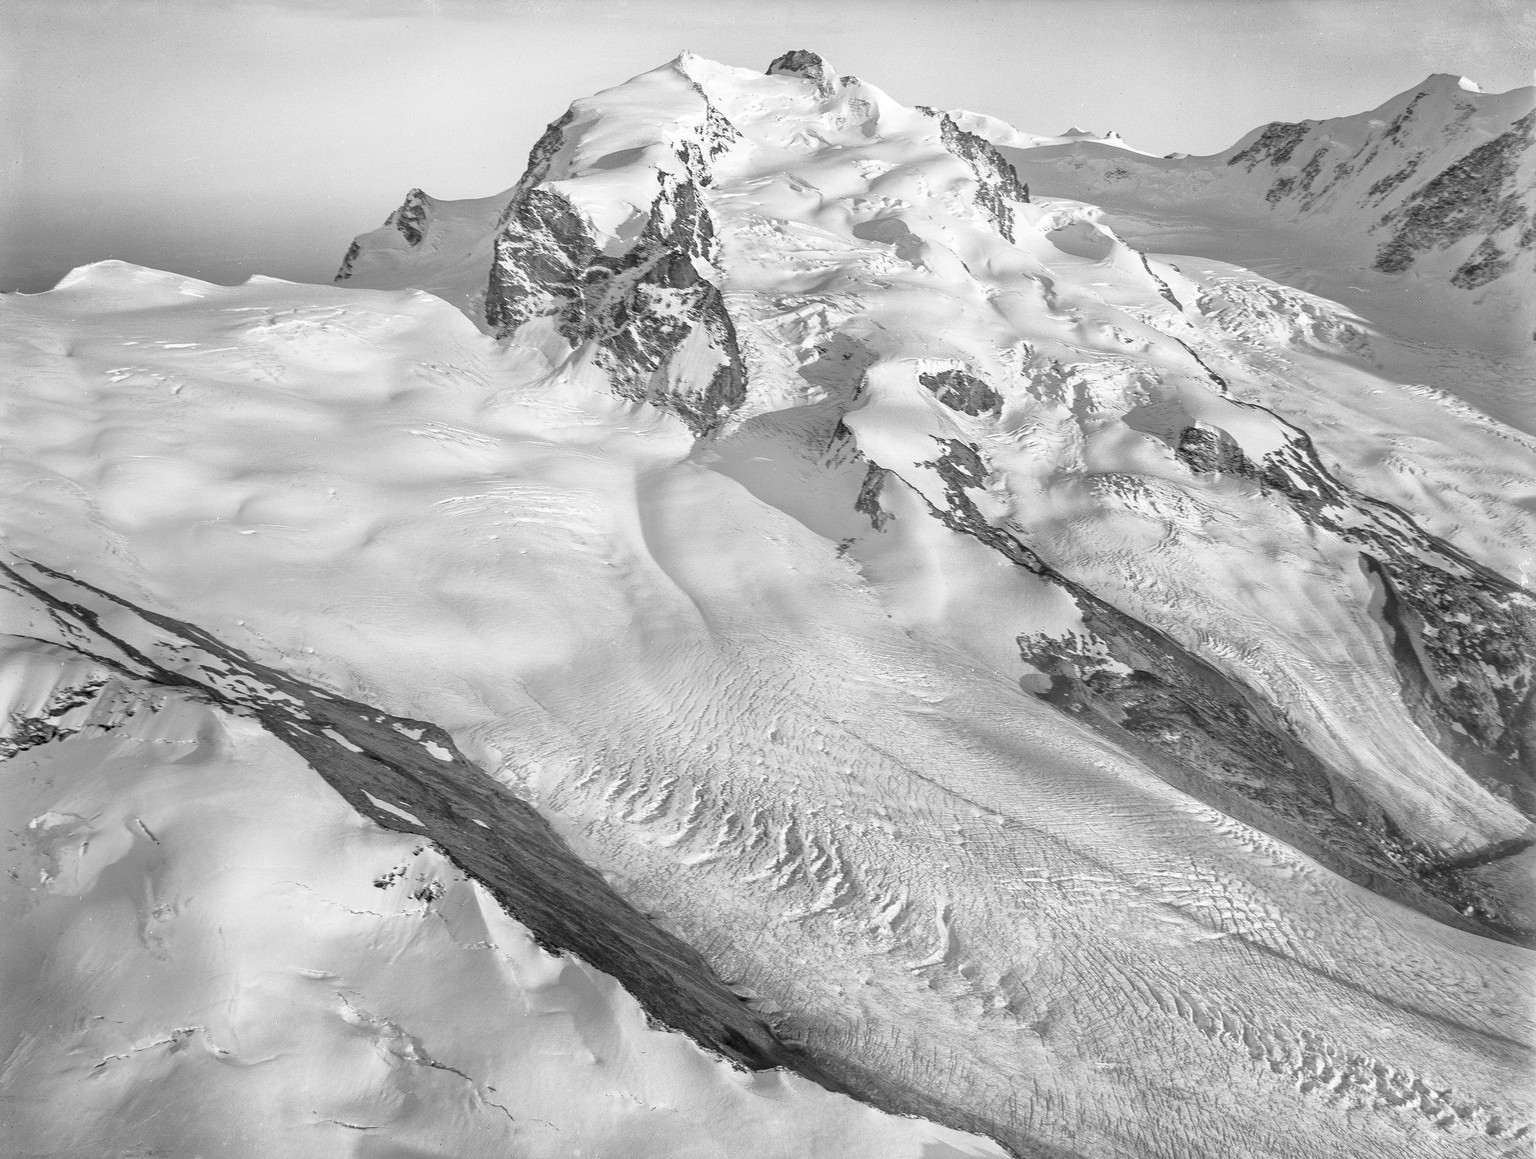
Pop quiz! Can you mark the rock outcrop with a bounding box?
[921,107,1032,241]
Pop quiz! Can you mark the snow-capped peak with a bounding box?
[765,48,842,96]
[1416,71,1487,96]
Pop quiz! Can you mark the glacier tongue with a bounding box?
[5,49,1536,1159]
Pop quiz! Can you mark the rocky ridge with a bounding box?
[919,106,1033,241]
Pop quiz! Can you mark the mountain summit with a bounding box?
[766,48,842,94]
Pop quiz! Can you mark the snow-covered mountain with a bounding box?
[3,49,1533,1159]
[1005,73,1536,369]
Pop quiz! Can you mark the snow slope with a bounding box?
[3,49,1534,1159]
[337,187,511,321]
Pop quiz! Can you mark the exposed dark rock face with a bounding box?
[1175,425,1252,475]
[1156,86,1536,294]
[1,558,843,1088]
[1018,617,1533,942]
[330,53,1533,953]
[676,68,748,159]
[919,369,1003,416]
[703,102,744,159]
[1379,92,1429,147]
[1228,121,1312,171]
[854,462,895,530]
[1365,152,1426,204]
[334,240,362,281]
[910,438,1046,573]
[1244,128,1369,211]
[919,108,1031,242]
[515,108,578,198]
[485,186,591,330]
[1136,251,1183,309]
[0,676,107,760]
[1452,236,1516,288]
[766,49,839,98]
[486,145,746,436]
[388,189,430,247]
[1293,147,1326,197]
[1374,110,1535,282]
[1166,337,1229,390]
[1361,553,1536,806]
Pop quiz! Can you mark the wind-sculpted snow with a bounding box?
[6,49,1536,1159]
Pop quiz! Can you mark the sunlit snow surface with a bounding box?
[0,640,997,1158]
[2,52,1534,1159]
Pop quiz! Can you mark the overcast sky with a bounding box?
[4,0,1533,292]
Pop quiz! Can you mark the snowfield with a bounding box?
[2,49,1533,1159]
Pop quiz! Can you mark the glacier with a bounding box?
[2,49,1533,1159]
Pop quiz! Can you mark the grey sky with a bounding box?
[4,0,1532,292]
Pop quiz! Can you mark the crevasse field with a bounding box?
[2,51,1533,1159]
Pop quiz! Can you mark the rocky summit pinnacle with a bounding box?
[766,48,840,96]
